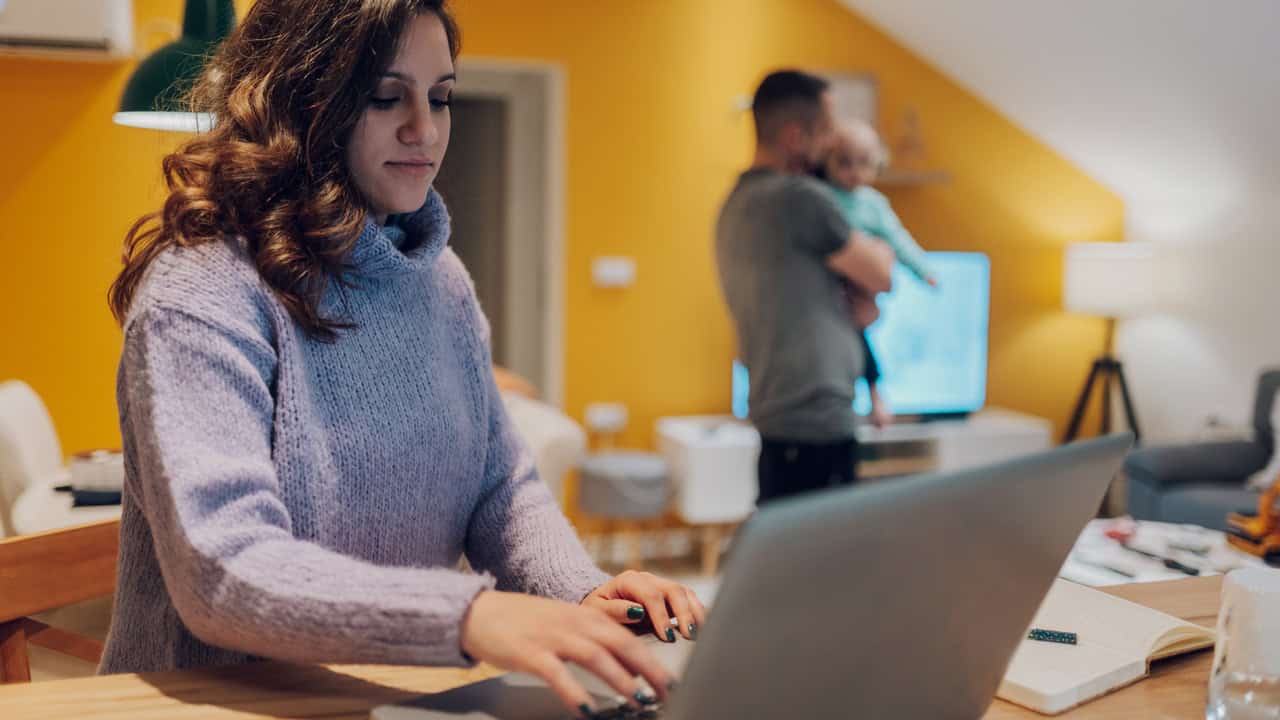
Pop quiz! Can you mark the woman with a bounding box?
[102,1,702,715]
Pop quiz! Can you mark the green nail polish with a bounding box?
[626,606,645,620]
[666,628,676,642]
[667,678,680,692]
[634,689,657,706]
[689,622,698,640]
[578,703,594,719]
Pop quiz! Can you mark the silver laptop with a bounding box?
[375,434,1131,720]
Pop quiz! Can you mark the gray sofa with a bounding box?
[1125,370,1280,531]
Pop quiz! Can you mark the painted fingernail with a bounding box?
[667,679,680,692]
[635,689,657,706]
[626,606,645,620]
[578,703,594,719]
[689,622,698,640]
[666,628,676,642]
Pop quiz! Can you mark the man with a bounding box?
[715,69,894,504]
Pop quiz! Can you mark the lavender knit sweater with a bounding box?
[99,190,609,674]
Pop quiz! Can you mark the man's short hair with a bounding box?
[752,70,829,144]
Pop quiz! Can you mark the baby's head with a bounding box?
[821,120,886,191]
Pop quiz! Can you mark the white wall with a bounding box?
[839,0,1280,441]
[1118,193,1280,443]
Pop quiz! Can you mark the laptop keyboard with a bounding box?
[582,704,664,719]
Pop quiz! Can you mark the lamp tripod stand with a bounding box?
[1063,318,1142,444]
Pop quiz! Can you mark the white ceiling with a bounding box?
[840,0,1280,241]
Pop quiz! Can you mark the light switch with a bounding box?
[592,257,636,288]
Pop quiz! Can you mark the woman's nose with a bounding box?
[398,103,438,147]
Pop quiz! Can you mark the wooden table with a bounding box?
[10,482,121,536]
[1,577,1221,719]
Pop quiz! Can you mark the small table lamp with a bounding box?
[113,0,235,132]
[1062,242,1158,444]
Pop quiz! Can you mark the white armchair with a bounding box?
[0,381,69,538]
[500,392,587,505]
[492,367,586,506]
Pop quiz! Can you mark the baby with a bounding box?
[818,119,937,427]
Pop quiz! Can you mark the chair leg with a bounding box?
[624,524,644,571]
[0,619,32,683]
[700,525,724,576]
[23,619,105,665]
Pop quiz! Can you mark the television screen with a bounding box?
[733,251,991,420]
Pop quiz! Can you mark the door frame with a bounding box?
[453,58,566,407]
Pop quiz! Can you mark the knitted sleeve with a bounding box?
[463,367,612,603]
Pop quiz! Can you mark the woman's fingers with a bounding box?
[587,597,649,626]
[587,614,675,702]
[463,592,673,717]
[685,587,708,631]
[603,571,708,644]
[662,583,698,641]
[527,652,599,719]
[631,584,675,642]
[561,635,656,709]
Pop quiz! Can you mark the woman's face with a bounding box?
[346,12,455,225]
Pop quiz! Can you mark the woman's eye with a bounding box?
[369,96,399,109]
[429,95,453,110]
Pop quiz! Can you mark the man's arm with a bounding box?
[827,231,895,294]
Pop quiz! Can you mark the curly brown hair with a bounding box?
[109,0,460,341]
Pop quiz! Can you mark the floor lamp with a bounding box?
[1061,242,1157,445]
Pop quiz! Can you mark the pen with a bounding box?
[1028,628,1077,645]
[1120,543,1201,576]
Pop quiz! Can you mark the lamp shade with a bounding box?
[113,0,234,132]
[1062,242,1159,318]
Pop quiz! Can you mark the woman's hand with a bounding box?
[582,570,709,644]
[461,591,674,717]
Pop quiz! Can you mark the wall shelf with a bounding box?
[0,46,130,64]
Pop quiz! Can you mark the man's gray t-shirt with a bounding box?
[715,168,861,442]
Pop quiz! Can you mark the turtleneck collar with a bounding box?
[347,189,451,278]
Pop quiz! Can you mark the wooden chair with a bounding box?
[0,518,119,683]
[492,366,539,400]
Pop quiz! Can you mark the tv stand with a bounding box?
[902,411,973,424]
[856,408,1052,479]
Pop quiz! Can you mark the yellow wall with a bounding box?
[0,0,1121,456]
[456,0,1124,444]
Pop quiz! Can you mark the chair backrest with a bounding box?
[500,392,586,505]
[1254,369,1280,454]
[492,366,539,399]
[0,381,65,537]
[0,518,119,682]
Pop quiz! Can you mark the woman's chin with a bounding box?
[390,190,433,215]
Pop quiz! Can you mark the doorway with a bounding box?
[433,60,565,405]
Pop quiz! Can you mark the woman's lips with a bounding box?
[386,160,434,178]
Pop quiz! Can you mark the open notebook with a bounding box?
[997,579,1216,715]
